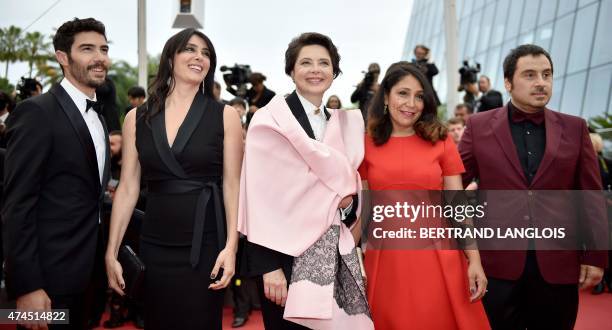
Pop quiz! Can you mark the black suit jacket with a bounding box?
[246,91,357,280]
[476,89,504,112]
[2,83,110,297]
[96,77,121,132]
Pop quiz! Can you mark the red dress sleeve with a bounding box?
[440,137,465,176]
[358,135,369,180]
[358,160,368,180]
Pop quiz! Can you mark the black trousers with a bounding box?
[232,276,254,318]
[255,276,308,330]
[84,227,107,327]
[483,251,579,330]
[232,237,253,319]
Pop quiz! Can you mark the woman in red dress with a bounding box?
[358,62,490,329]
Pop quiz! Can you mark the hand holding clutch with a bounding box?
[107,245,145,298]
[106,254,125,296]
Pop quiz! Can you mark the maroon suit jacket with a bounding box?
[459,105,608,284]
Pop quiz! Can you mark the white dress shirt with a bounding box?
[60,78,106,183]
[0,111,8,124]
[296,91,354,217]
[296,91,330,141]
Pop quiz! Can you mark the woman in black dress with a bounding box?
[105,28,243,329]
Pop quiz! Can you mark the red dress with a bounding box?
[359,134,490,329]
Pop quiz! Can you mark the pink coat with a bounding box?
[238,95,373,329]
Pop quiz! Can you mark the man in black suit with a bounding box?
[2,17,111,329]
[475,75,504,112]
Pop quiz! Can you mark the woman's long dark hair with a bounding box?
[144,28,217,122]
[367,61,446,146]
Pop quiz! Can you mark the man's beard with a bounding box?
[68,55,107,88]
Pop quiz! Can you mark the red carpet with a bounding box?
[0,291,609,329]
[575,291,612,330]
[86,307,265,330]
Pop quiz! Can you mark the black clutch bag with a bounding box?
[117,245,145,298]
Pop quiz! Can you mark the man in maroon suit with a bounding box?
[459,44,607,330]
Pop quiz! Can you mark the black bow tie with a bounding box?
[86,99,101,114]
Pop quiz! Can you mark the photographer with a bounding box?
[16,77,43,102]
[458,60,481,110]
[225,70,275,126]
[351,62,380,121]
[475,75,503,112]
[222,64,251,98]
[412,45,440,105]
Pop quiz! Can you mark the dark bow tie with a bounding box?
[511,106,544,125]
[86,99,102,114]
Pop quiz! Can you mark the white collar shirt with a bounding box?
[296,91,329,141]
[60,78,107,183]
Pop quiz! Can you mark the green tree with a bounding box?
[589,114,612,159]
[148,54,160,83]
[0,25,25,78]
[589,113,612,131]
[21,30,59,87]
[437,103,448,121]
[22,31,51,77]
[108,60,138,115]
[0,77,14,94]
[35,57,61,87]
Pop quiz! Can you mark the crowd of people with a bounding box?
[0,16,609,330]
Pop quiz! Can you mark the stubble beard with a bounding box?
[68,55,107,89]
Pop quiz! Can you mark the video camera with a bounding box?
[16,76,42,100]
[220,64,252,98]
[458,60,480,91]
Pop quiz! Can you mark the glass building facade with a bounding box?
[402,0,612,119]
